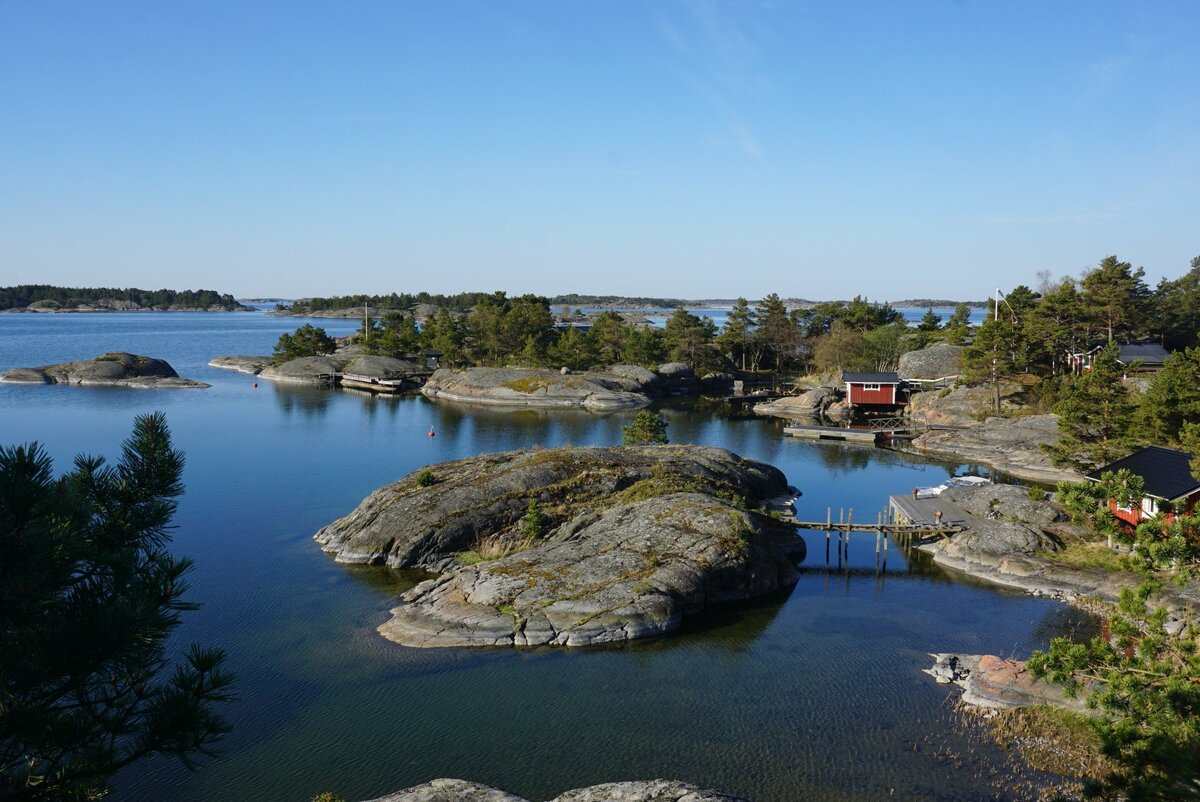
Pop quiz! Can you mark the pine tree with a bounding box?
[917,307,942,332]
[0,414,234,800]
[622,411,669,445]
[716,298,756,370]
[1046,344,1140,469]
[1081,255,1150,343]
[943,303,972,345]
[1137,346,1200,445]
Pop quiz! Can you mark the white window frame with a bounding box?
[862,383,881,391]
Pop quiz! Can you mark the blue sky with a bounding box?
[2,1,1197,300]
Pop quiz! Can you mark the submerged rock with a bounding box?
[315,445,802,648]
[1,352,209,388]
[421,366,653,410]
[363,779,747,802]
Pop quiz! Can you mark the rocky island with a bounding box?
[363,779,745,802]
[420,366,660,410]
[0,352,210,388]
[315,445,803,647]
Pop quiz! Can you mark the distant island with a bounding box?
[0,285,253,312]
[888,298,989,308]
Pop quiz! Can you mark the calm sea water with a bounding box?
[0,312,1085,802]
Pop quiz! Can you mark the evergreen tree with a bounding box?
[1022,278,1083,376]
[1081,255,1150,343]
[1148,255,1200,350]
[916,307,942,332]
[716,298,756,370]
[663,309,719,371]
[943,303,972,345]
[620,326,666,367]
[547,326,598,371]
[272,324,336,364]
[587,312,627,365]
[421,309,466,365]
[963,316,1021,413]
[1136,346,1200,445]
[622,411,669,445]
[1046,344,1140,469]
[754,293,800,368]
[1027,580,1200,799]
[0,414,234,800]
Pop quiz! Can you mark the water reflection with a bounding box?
[271,384,334,416]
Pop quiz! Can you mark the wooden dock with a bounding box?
[784,417,965,444]
[782,504,965,575]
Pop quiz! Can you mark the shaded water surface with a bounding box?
[0,313,1089,801]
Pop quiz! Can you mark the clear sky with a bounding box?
[2,1,1197,300]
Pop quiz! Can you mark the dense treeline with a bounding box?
[286,292,498,313]
[953,255,1200,467]
[0,285,247,310]
[547,294,688,308]
[347,290,909,376]
[890,298,987,308]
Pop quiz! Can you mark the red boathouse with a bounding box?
[841,372,903,409]
[1085,445,1200,527]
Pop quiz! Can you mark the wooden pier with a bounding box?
[781,504,964,574]
[784,417,965,444]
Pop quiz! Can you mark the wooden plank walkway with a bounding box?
[887,494,971,527]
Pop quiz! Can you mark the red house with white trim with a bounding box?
[841,372,903,409]
[1085,446,1200,527]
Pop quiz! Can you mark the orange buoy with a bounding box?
[428,427,436,438]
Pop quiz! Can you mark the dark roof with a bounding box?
[1086,445,1200,501]
[842,372,900,384]
[1117,343,1170,365]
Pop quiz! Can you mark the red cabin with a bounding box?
[1085,445,1200,527]
[841,372,903,409]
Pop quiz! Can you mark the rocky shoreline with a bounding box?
[0,352,209,388]
[315,445,804,648]
[421,366,659,411]
[362,779,745,802]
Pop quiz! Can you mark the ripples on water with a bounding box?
[0,312,1092,801]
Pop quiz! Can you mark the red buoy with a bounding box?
[252,383,258,388]
[428,427,436,438]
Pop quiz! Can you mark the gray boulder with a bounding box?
[259,355,351,385]
[913,414,1080,484]
[552,780,747,801]
[343,355,422,378]
[941,483,1062,527]
[209,355,271,375]
[608,364,659,386]
[657,362,694,379]
[948,518,1056,556]
[907,382,1022,427]
[1,352,209,388]
[421,367,652,410]
[753,387,835,419]
[897,344,963,381]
